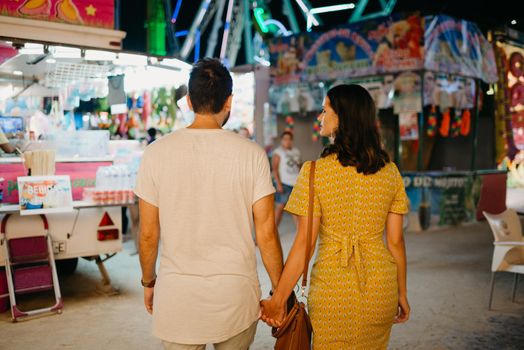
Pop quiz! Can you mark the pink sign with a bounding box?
[0,0,114,29]
[0,42,17,65]
[0,161,112,204]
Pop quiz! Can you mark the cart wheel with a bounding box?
[56,258,79,276]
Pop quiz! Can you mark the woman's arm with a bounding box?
[260,214,321,327]
[386,212,410,323]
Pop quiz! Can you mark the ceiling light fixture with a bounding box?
[511,19,517,25]
[13,70,23,76]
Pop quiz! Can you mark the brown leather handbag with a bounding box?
[272,161,316,350]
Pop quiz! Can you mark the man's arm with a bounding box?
[253,194,284,290]
[0,142,15,154]
[138,198,160,314]
[271,154,283,193]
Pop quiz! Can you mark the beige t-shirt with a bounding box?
[135,128,275,344]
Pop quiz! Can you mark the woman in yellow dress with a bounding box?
[261,84,410,349]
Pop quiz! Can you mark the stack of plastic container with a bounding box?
[83,166,135,205]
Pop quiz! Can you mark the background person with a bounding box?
[272,131,301,227]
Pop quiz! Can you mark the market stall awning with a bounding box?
[0,16,126,50]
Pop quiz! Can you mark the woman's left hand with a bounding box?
[260,297,286,328]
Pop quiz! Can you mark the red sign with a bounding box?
[0,161,112,204]
[0,0,114,29]
[0,42,17,65]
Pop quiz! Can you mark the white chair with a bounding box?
[483,209,524,310]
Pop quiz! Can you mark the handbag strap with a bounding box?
[301,161,316,294]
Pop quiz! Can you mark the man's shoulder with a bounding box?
[226,132,266,155]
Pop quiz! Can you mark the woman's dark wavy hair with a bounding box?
[321,84,389,175]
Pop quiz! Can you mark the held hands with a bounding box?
[276,183,284,193]
[394,295,410,324]
[260,297,286,328]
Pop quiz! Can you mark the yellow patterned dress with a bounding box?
[285,155,409,350]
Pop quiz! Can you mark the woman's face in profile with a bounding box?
[318,97,339,137]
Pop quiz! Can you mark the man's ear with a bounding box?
[186,95,194,112]
[223,95,233,112]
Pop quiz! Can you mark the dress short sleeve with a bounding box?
[134,148,159,207]
[389,165,409,215]
[284,161,321,217]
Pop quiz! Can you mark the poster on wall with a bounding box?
[269,14,424,84]
[18,175,73,215]
[330,75,395,109]
[423,72,476,109]
[269,82,325,115]
[399,112,419,140]
[403,173,480,228]
[424,15,498,83]
[393,72,422,113]
[500,44,524,150]
[0,0,114,29]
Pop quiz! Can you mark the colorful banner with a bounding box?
[424,15,498,83]
[0,161,111,204]
[269,14,424,84]
[18,175,73,215]
[0,0,114,29]
[403,172,481,228]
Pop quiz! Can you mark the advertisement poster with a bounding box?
[393,72,422,113]
[269,14,424,84]
[423,72,476,109]
[403,173,480,227]
[269,82,325,115]
[0,0,114,29]
[399,112,419,141]
[424,15,498,83]
[501,44,524,150]
[18,175,73,215]
[331,75,395,109]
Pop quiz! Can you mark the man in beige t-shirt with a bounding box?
[135,58,284,349]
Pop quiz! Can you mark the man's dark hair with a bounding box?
[281,131,293,140]
[188,58,232,114]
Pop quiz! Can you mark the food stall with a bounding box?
[267,13,506,231]
[0,0,190,320]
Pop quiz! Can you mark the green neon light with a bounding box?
[254,8,269,33]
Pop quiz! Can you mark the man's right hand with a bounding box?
[260,298,286,328]
[276,183,284,193]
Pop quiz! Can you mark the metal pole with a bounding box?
[206,0,226,58]
[417,71,425,171]
[220,0,236,61]
[470,79,481,171]
[283,0,300,33]
[180,0,212,60]
[243,0,254,64]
